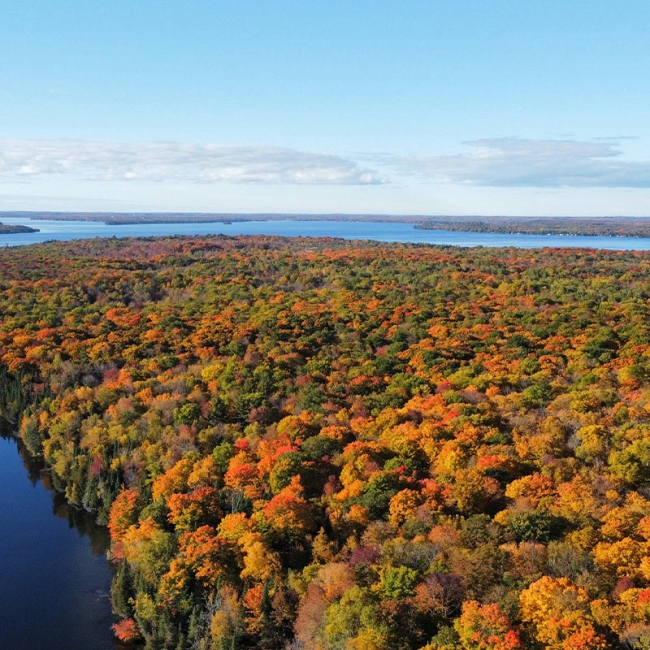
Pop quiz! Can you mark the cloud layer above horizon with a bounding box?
[0,140,382,185]
[1,137,649,189]
[391,138,650,188]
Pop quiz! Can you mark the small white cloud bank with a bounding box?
[0,139,383,185]
[391,138,650,188]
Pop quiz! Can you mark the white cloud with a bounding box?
[3,137,649,192]
[0,139,383,185]
[390,138,650,188]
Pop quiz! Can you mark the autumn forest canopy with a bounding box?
[3,235,650,650]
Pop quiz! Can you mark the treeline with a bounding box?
[416,216,650,238]
[0,222,39,234]
[2,235,650,649]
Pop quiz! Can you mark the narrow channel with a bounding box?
[0,434,121,650]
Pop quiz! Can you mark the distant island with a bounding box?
[415,216,650,238]
[0,222,39,234]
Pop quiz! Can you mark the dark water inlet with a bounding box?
[0,434,121,650]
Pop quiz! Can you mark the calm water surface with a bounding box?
[0,435,119,650]
[2,216,650,249]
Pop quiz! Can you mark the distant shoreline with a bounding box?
[3,212,650,238]
[0,211,426,225]
[415,217,650,238]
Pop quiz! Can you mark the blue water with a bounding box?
[0,436,119,650]
[2,216,650,250]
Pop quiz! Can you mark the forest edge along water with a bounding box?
[0,427,124,650]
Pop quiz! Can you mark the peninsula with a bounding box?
[0,222,39,234]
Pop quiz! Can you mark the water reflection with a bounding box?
[0,433,122,650]
[11,433,113,556]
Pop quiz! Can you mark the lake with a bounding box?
[3,216,650,250]
[0,435,121,650]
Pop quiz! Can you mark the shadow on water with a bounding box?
[0,426,130,650]
[2,427,111,556]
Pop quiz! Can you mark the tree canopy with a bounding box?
[2,234,650,649]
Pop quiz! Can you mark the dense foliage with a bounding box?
[3,235,650,649]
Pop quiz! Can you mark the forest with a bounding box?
[2,234,650,649]
[416,217,650,238]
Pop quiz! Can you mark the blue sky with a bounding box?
[1,1,649,215]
